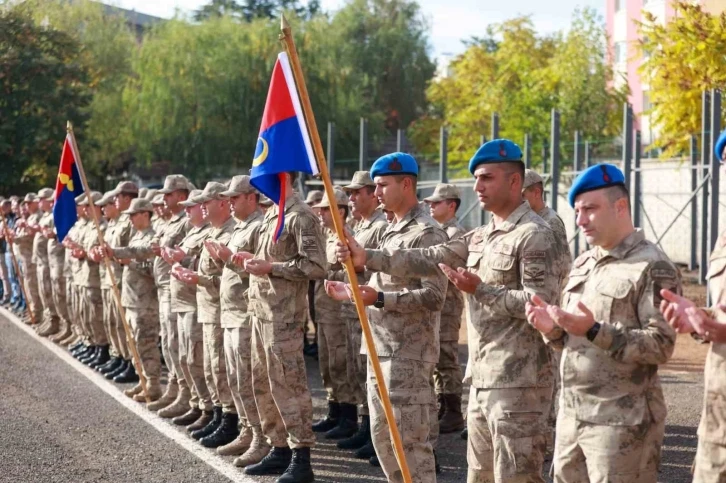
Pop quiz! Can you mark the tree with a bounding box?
[193,0,321,22]
[0,8,91,193]
[638,1,726,157]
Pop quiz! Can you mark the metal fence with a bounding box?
[305,90,725,285]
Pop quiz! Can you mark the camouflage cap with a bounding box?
[313,188,349,208]
[305,190,324,205]
[23,193,39,203]
[197,182,229,203]
[221,175,257,197]
[144,189,158,201]
[96,190,116,207]
[343,171,375,191]
[522,169,544,190]
[259,195,274,207]
[179,189,204,207]
[78,191,103,206]
[111,180,139,197]
[37,188,54,200]
[423,183,461,202]
[158,174,193,194]
[151,193,165,206]
[138,187,148,198]
[122,198,154,215]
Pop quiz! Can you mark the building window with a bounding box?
[614,42,627,64]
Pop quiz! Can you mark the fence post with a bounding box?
[690,134,698,271]
[480,135,487,146]
[700,91,711,284]
[584,141,591,167]
[440,126,448,183]
[524,134,531,169]
[710,89,721,253]
[550,109,560,212]
[633,130,642,229]
[326,122,335,174]
[396,129,404,152]
[542,145,548,175]
[359,117,368,171]
[622,103,633,194]
[573,131,581,257]
[491,113,500,140]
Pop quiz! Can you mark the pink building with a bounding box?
[605,0,726,144]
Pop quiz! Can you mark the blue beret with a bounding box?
[715,128,726,162]
[468,139,523,174]
[568,164,626,207]
[370,152,418,179]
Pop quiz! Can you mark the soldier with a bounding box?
[33,188,60,337]
[228,171,324,483]
[164,189,214,430]
[310,188,357,439]
[259,196,273,214]
[305,190,324,214]
[0,197,9,305]
[522,169,569,261]
[423,183,467,434]
[144,175,194,417]
[304,189,324,359]
[526,163,679,482]
[335,140,565,483]
[327,153,448,482]
[335,171,389,459]
[174,182,238,447]
[15,193,43,324]
[45,196,73,345]
[62,201,86,349]
[1,199,19,307]
[104,198,162,402]
[205,175,269,465]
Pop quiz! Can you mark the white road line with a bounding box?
[1,307,257,483]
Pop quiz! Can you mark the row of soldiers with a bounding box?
[1,136,725,483]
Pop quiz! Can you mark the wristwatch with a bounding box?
[374,291,385,309]
[585,322,601,342]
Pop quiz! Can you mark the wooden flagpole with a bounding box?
[279,16,412,483]
[0,211,37,325]
[66,122,150,403]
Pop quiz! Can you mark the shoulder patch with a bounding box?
[650,260,680,308]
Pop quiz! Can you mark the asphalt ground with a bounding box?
[0,307,706,483]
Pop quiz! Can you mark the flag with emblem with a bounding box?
[250,51,318,242]
[53,134,84,242]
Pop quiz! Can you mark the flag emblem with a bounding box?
[53,134,85,242]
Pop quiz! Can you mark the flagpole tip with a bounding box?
[280,14,290,33]
[66,121,72,133]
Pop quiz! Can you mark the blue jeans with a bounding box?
[5,252,21,303]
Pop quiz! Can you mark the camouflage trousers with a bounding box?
[317,319,353,404]
[202,323,235,413]
[467,386,551,483]
[20,257,42,322]
[126,306,161,390]
[223,325,260,427]
[553,412,663,483]
[102,288,129,359]
[177,311,212,411]
[251,316,315,449]
[345,316,368,415]
[369,357,437,483]
[37,263,58,323]
[80,287,107,346]
[0,251,8,298]
[694,438,726,482]
[547,350,562,454]
[158,289,184,390]
[433,338,463,396]
[66,279,82,338]
[50,274,69,322]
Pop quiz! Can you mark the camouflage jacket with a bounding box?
[78,218,106,288]
[15,212,40,259]
[196,216,236,324]
[220,210,263,329]
[32,211,53,266]
[314,229,346,324]
[63,220,82,279]
[439,217,466,341]
[363,204,448,364]
[545,229,679,426]
[47,216,65,279]
[248,194,326,324]
[152,210,190,290]
[537,205,572,298]
[170,223,211,314]
[365,202,563,388]
[114,227,157,309]
[70,219,88,285]
[102,214,133,289]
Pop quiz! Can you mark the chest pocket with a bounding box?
[486,243,516,286]
[593,278,635,328]
[563,272,588,308]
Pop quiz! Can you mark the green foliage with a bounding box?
[0,7,91,193]
[638,1,726,157]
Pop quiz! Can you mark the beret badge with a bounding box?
[388,159,403,171]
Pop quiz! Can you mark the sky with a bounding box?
[111,0,605,57]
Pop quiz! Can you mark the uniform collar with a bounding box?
[388,203,426,233]
[486,202,531,235]
[236,208,262,227]
[594,229,644,261]
[440,216,459,230]
[358,209,386,229]
[265,193,303,222]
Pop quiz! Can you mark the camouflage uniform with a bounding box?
[16,209,43,321]
[78,213,107,346]
[248,193,325,449]
[197,215,236,414]
[172,222,213,411]
[694,233,726,482]
[64,220,83,338]
[103,213,134,359]
[543,229,678,482]
[221,209,263,427]
[34,210,57,326]
[113,224,161,392]
[47,216,70,328]
[364,202,564,483]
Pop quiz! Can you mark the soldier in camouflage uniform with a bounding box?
[337,141,565,483]
[205,176,268,464]
[527,164,678,483]
[423,183,467,434]
[106,198,162,403]
[60,202,85,348]
[328,154,448,483]
[310,188,358,440]
[33,188,61,337]
[335,171,389,459]
[175,182,238,447]
[229,172,324,483]
[165,189,214,430]
[46,198,73,344]
[15,193,43,324]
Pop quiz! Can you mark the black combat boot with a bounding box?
[439,393,465,433]
[355,438,376,459]
[88,345,111,369]
[79,346,100,364]
[72,344,92,358]
[106,360,128,380]
[460,427,468,440]
[200,412,239,448]
[186,409,214,432]
[191,406,222,440]
[311,401,339,433]
[113,361,139,383]
[337,414,370,450]
[369,455,380,467]
[98,356,122,373]
[276,447,314,483]
[173,407,202,427]
[437,393,445,420]
[325,403,358,439]
[435,450,441,474]
[244,446,292,476]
